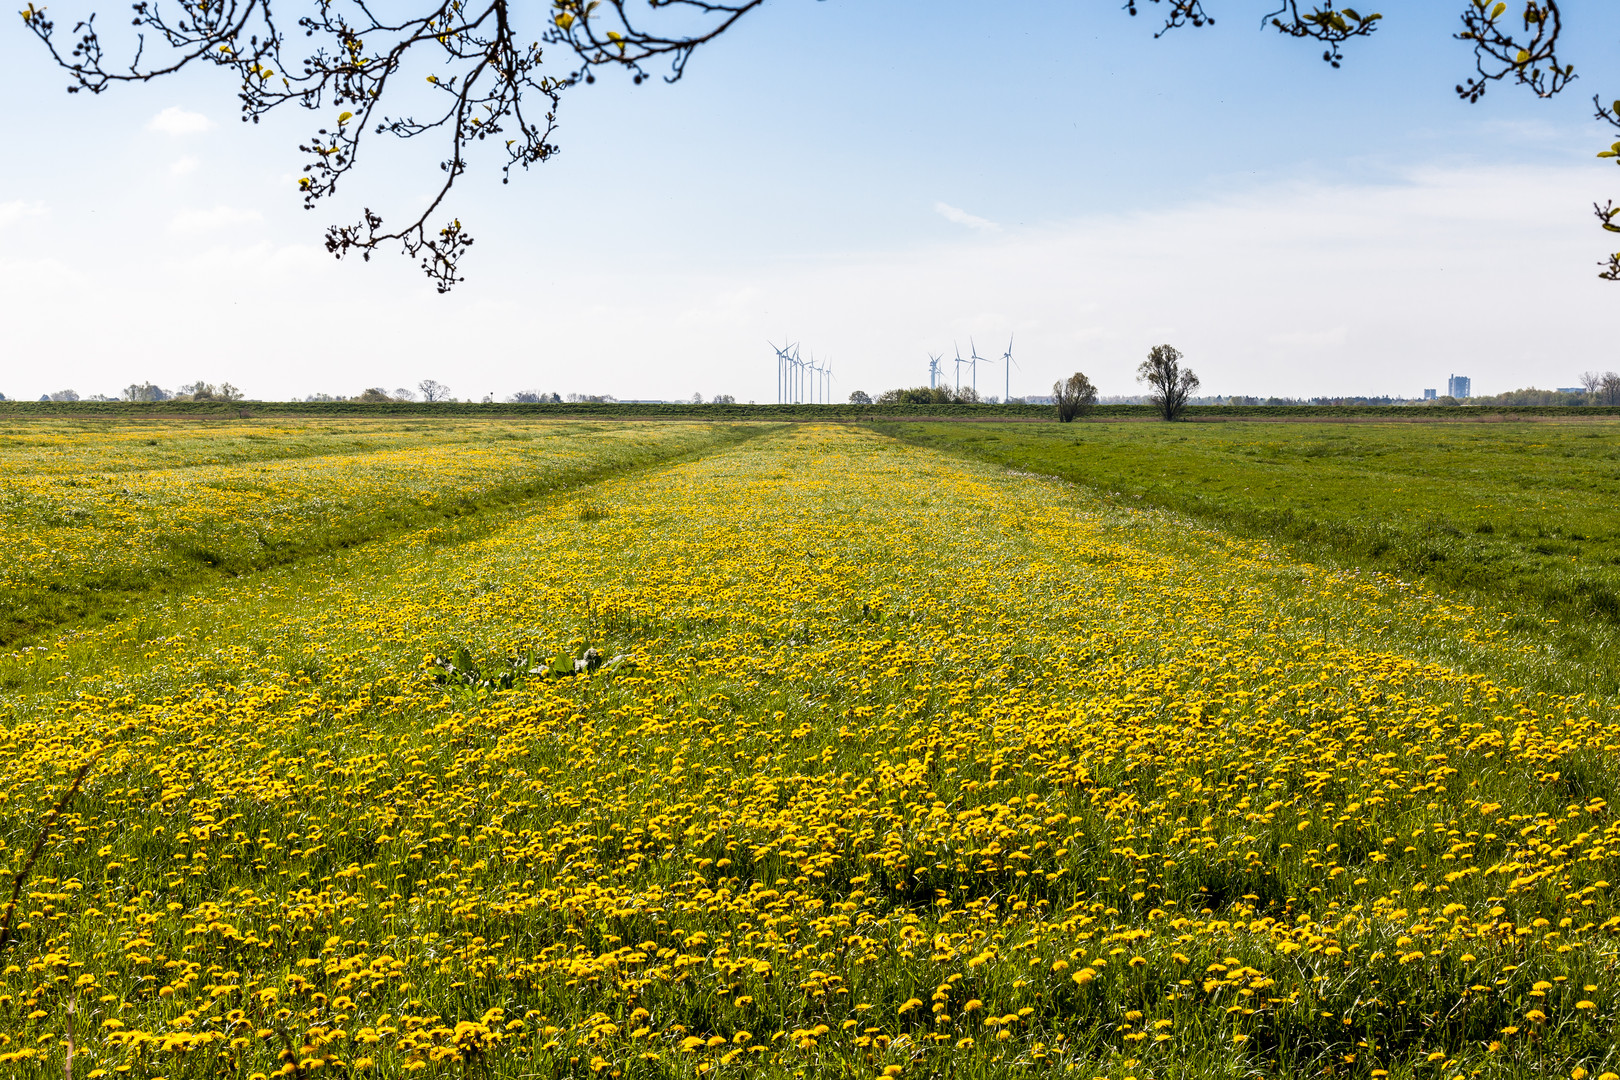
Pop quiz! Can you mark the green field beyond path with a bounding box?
[876,421,1620,692]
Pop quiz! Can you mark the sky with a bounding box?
[2,1,1618,403]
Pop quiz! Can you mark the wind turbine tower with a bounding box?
[1000,334,1018,403]
[928,354,944,389]
[968,338,988,398]
[770,340,811,404]
[953,343,965,392]
[770,340,796,404]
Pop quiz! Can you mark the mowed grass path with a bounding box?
[875,420,1620,690]
[0,425,1616,1079]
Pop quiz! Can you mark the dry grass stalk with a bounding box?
[0,759,93,949]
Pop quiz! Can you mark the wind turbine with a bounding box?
[928,354,944,389]
[1000,334,1018,403]
[953,343,964,392]
[968,338,988,398]
[769,340,800,404]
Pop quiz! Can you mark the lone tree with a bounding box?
[1053,372,1098,423]
[1137,345,1200,421]
[418,379,452,403]
[22,1,1620,284]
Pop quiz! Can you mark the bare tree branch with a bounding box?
[19,0,753,290]
[1263,2,1381,69]
[1454,0,1573,102]
[1125,1,1381,66]
[1123,0,1216,38]
[18,0,1615,287]
[546,0,764,86]
[1595,95,1620,281]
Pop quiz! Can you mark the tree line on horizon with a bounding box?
[7,364,1619,413]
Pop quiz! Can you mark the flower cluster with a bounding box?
[0,417,744,635]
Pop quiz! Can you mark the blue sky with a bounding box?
[2,1,1618,402]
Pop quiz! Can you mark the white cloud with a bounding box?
[148,107,213,136]
[165,239,329,276]
[169,156,200,177]
[674,285,766,329]
[468,162,1607,402]
[1,162,1612,403]
[933,201,1000,232]
[168,205,263,234]
[0,200,46,228]
[1267,326,1349,349]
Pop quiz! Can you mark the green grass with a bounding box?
[874,419,1620,692]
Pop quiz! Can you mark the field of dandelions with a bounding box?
[0,421,1615,1080]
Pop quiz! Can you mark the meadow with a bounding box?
[0,419,766,647]
[877,420,1620,695]
[0,422,1616,1080]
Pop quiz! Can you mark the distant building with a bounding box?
[1423,388,1437,400]
[1447,374,1471,398]
[1557,387,1584,394]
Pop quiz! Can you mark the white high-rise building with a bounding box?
[1447,374,1471,399]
